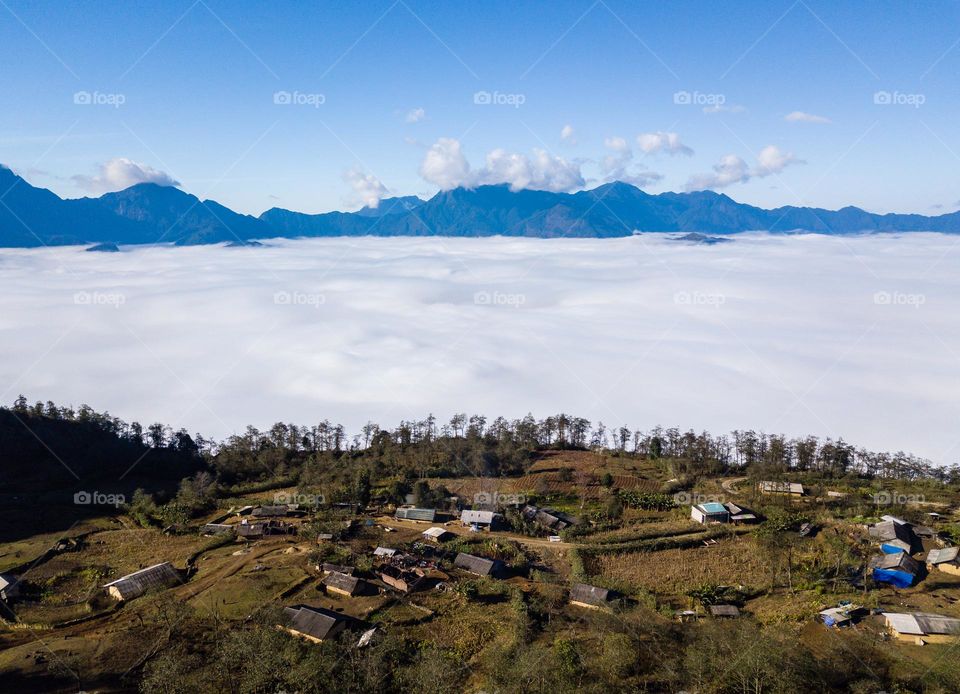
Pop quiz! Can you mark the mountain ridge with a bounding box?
[1,164,958,248]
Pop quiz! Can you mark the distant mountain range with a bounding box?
[1,164,958,248]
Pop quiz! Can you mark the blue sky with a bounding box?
[1,0,958,215]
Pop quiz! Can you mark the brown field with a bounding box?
[590,535,770,594]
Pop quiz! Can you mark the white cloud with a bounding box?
[785,110,830,124]
[637,131,693,156]
[343,169,389,209]
[73,158,180,194]
[418,138,584,192]
[560,124,576,144]
[419,138,472,190]
[598,137,662,187]
[685,145,802,191]
[405,107,426,123]
[1,234,956,462]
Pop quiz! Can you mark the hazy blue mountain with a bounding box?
[1,164,959,248]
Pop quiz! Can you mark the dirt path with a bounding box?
[377,516,577,550]
[721,476,749,495]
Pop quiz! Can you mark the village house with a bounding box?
[319,563,355,576]
[237,521,266,539]
[0,573,20,602]
[690,502,730,524]
[926,547,960,576]
[869,520,917,554]
[882,612,960,645]
[454,552,505,577]
[422,527,453,542]
[460,509,502,530]
[870,552,921,588]
[200,523,234,536]
[377,564,429,593]
[708,604,741,618]
[758,481,805,496]
[279,604,349,643]
[395,506,437,522]
[819,603,866,627]
[373,546,398,558]
[103,562,180,601]
[569,583,614,609]
[322,571,372,597]
[251,505,290,518]
[521,505,577,532]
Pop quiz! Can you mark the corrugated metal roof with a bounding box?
[422,527,449,538]
[709,604,740,617]
[454,552,501,576]
[283,605,346,640]
[396,507,437,522]
[461,510,498,524]
[103,562,180,600]
[884,612,960,636]
[323,571,362,594]
[373,547,397,557]
[570,583,611,605]
[928,547,960,564]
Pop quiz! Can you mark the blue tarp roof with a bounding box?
[701,502,727,514]
[873,568,915,589]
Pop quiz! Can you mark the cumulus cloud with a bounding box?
[344,169,389,209]
[685,145,802,191]
[419,138,472,190]
[418,138,584,192]
[637,131,693,156]
[1,235,956,462]
[73,158,180,194]
[598,137,663,187]
[560,124,576,144]
[785,110,830,124]
[405,107,425,123]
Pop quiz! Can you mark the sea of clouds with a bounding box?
[1,233,958,462]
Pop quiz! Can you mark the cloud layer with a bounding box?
[419,138,584,192]
[0,235,957,462]
[73,158,180,194]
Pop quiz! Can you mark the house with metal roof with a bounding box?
[819,603,866,627]
[869,521,916,554]
[322,571,372,597]
[320,563,356,576]
[252,505,290,518]
[422,526,453,542]
[201,523,235,536]
[395,506,437,522]
[103,562,180,601]
[522,505,577,532]
[373,546,397,558]
[0,573,20,601]
[883,612,960,645]
[460,510,501,529]
[758,481,805,496]
[691,502,730,524]
[870,552,921,589]
[280,605,349,643]
[378,565,429,593]
[708,604,741,618]
[237,521,266,539]
[926,547,960,576]
[454,552,505,577]
[569,583,613,609]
